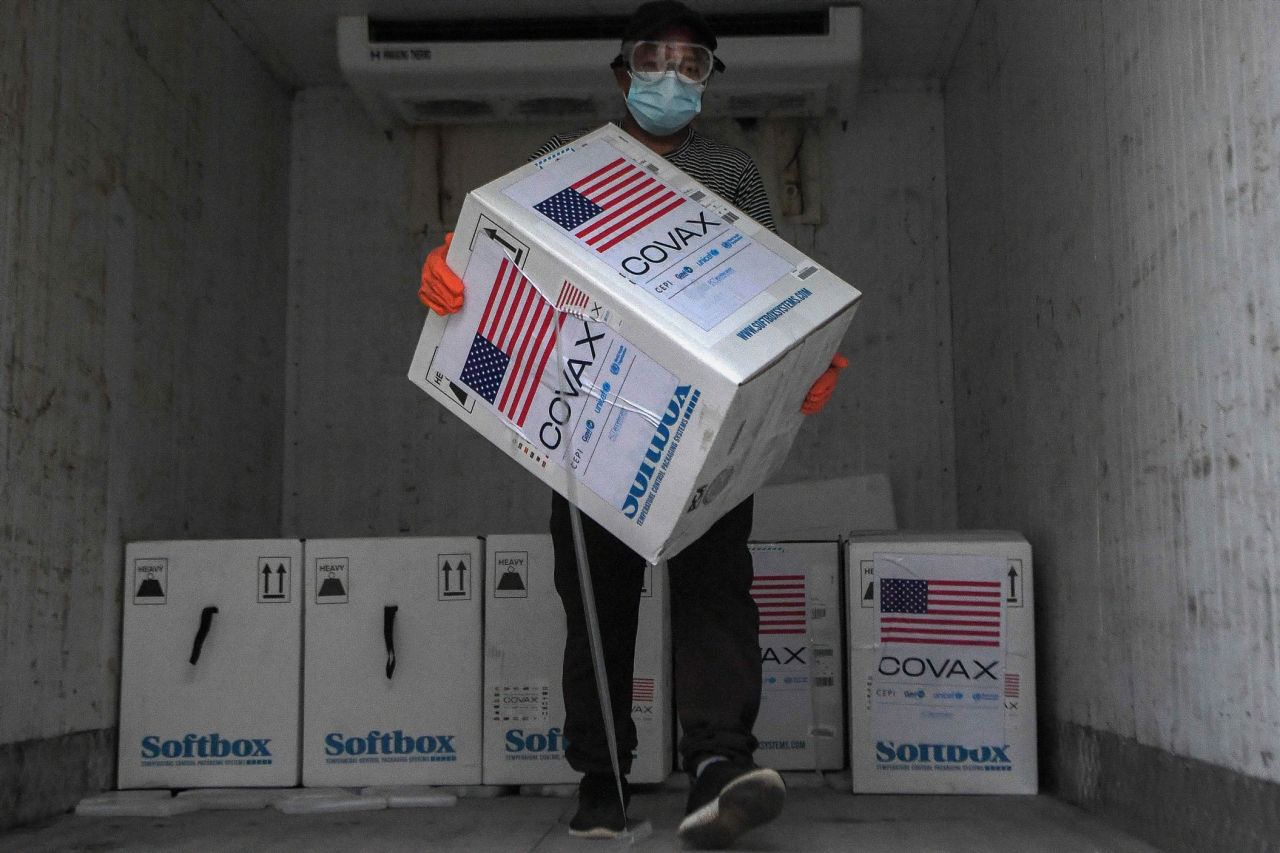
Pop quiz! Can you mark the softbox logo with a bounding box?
[324,730,456,756]
[504,727,567,753]
[875,742,1011,764]
[140,733,271,758]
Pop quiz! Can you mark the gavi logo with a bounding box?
[324,730,456,756]
[505,727,567,753]
[141,733,271,758]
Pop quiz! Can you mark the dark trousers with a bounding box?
[550,492,760,776]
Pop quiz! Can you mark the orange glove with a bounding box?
[418,232,464,315]
[801,353,849,415]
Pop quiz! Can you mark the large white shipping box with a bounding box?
[118,539,303,788]
[410,123,861,563]
[846,532,1037,794]
[749,543,845,770]
[302,538,484,786]
[482,535,671,784]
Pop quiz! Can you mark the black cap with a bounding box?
[621,1,717,50]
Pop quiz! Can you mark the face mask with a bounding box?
[624,71,704,136]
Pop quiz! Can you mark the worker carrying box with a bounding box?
[412,2,861,846]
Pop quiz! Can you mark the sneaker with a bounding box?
[568,773,631,839]
[677,762,786,849]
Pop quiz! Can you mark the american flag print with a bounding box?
[751,574,807,636]
[632,677,655,703]
[458,257,565,427]
[533,157,685,254]
[554,280,591,316]
[1004,672,1020,698]
[879,577,1003,647]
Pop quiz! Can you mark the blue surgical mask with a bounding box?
[624,71,704,136]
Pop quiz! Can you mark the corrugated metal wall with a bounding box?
[946,0,1280,811]
[0,0,290,825]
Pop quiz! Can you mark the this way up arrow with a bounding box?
[484,228,519,256]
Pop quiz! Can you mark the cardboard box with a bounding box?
[751,473,897,540]
[409,123,861,563]
[482,535,672,784]
[749,542,845,770]
[846,532,1037,794]
[118,540,303,788]
[302,538,484,786]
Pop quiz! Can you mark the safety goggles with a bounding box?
[613,40,725,85]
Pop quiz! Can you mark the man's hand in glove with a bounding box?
[801,353,849,415]
[418,232,464,315]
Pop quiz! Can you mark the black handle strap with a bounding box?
[189,606,218,665]
[384,605,399,679]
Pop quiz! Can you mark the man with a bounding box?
[420,2,847,846]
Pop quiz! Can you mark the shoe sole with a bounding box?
[676,767,786,849]
[568,826,625,840]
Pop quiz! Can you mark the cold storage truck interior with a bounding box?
[1,0,1276,851]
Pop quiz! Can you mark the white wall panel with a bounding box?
[947,0,1280,782]
[284,92,564,537]
[752,91,957,528]
[0,0,290,746]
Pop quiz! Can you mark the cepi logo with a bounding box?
[505,727,567,753]
[141,733,271,758]
[324,730,456,756]
[876,742,1012,764]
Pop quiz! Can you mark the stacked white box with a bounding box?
[751,473,897,539]
[749,542,845,770]
[482,535,671,784]
[846,532,1037,794]
[409,123,860,564]
[302,537,483,786]
[118,539,303,788]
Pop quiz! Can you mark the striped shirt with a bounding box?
[530,127,776,233]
